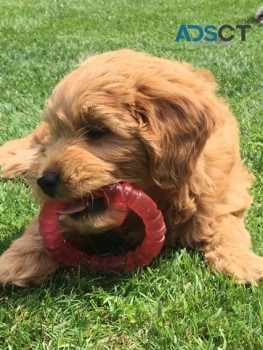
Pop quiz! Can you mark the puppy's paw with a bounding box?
[205,249,263,285]
[0,139,41,178]
[0,249,59,287]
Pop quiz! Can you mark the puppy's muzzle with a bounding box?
[37,172,59,197]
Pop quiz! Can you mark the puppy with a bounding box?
[0,50,262,287]
[255,5,263,23]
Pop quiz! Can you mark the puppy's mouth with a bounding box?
[70,197,107,220]
[59,193,109,221]
[55,184,132,255]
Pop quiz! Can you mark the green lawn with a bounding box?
[0,0,263,349]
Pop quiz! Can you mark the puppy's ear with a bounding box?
[134,73,217,189]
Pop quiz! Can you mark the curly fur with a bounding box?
[0,49,262,286]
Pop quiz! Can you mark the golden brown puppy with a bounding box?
[0,49,262,286]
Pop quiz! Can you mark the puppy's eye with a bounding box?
[86,127,109,140]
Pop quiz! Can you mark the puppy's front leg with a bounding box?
[0,215,59,287]
[203,214,263,284]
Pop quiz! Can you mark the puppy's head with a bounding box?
[36,50,217,238]
[255,6,263,24]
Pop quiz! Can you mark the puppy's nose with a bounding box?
[37,172,59,197]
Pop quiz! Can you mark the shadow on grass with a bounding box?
[242,15,259,25]
[0,246,249,305]
[0,248,182,299]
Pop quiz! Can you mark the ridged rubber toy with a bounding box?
[39,183,166,272]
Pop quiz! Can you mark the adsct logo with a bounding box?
[175,24,251,45]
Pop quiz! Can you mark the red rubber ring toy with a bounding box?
[39,183,166,272]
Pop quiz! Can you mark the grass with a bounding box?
[0,0,263,348]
